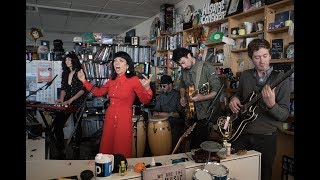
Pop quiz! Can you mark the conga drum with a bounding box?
[132,115,146,158]
[147,115,172,156]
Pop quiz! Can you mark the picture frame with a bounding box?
[226,0,243,17]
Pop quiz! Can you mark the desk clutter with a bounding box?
[27,151,262,180]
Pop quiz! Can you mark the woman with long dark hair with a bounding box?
[52,53,86,159]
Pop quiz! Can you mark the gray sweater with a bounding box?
[231,68,291,135]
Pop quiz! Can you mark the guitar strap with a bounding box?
[195,61,204,89]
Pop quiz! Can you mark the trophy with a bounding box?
[217,116,232,146]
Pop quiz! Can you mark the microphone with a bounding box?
[45,74,58,90]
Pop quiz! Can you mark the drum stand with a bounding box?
[132,116,141,158]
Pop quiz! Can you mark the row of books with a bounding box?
[157,33,183,51]
[114,45,151,63]
[83,61,112,80]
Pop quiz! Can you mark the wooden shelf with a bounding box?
[229,6,264,19]
[200,18,228,27]
[185,43,198,46]
[267,27,289,34]
[230,31,264,39]
[270,58,294,63]
[205,41,225,46]
[231,48,247,53]
[183,27,195,32]
[267,0,293,10]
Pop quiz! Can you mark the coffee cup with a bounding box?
[95,153,114,179]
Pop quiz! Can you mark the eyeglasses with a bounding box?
[160,84,167,88]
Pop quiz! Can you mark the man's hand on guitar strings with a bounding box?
[229,97,243,113]
[190,93,204,102]
[180,97,187,107]
[261,85,276,109]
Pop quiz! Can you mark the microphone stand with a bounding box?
[26,74,58,99]
[26,83,48,99]
[206,84,224,121]
[64,83,96,159]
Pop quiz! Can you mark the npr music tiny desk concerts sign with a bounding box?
[142,164,186,180]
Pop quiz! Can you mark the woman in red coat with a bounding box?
[77,51,153,158]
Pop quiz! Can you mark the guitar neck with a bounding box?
[172,137,183,155]
[171,122,197,154]
[245,68,294,108]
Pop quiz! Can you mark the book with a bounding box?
[205,48,216,63]
[271,39,284,59]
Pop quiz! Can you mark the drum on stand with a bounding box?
[132,115,146,158]
[203,162,229,180]
[147,115,172,156]
[192,169,212,180]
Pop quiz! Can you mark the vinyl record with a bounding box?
[209,31,223,43]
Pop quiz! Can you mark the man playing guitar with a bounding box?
[228,39,291,180]
[172,47,223,150]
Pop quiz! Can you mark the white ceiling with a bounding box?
[26,0,184,48]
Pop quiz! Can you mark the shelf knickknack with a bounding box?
[226,0,243,17]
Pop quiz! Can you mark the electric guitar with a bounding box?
[227,68,294,143]
[186,82,210,120]
[172,122,197,154]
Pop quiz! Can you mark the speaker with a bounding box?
[125,36,131,44]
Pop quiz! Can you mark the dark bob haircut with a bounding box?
[111,51,136,80]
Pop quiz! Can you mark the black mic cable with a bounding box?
[45,74,58,90]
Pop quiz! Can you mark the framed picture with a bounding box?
[226,0,243,17]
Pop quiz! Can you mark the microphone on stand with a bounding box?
[45,74,58,90]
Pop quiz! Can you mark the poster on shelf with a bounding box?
[35,83,55,104]
[26,61,37,76]
[26,60,61,104]
[37,61,53,83]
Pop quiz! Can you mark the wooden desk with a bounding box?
[26,150,261,180]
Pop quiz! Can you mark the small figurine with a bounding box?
[118,160,127,176]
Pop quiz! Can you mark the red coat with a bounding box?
[83,75,152,158]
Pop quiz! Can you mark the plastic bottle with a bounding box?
[150,157,156,167]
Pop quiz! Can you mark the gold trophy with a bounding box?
[217,116,232,146]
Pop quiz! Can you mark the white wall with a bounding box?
[118,0,211,43]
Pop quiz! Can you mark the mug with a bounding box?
[95,153,114,178]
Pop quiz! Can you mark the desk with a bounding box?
[26,150,261,180]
